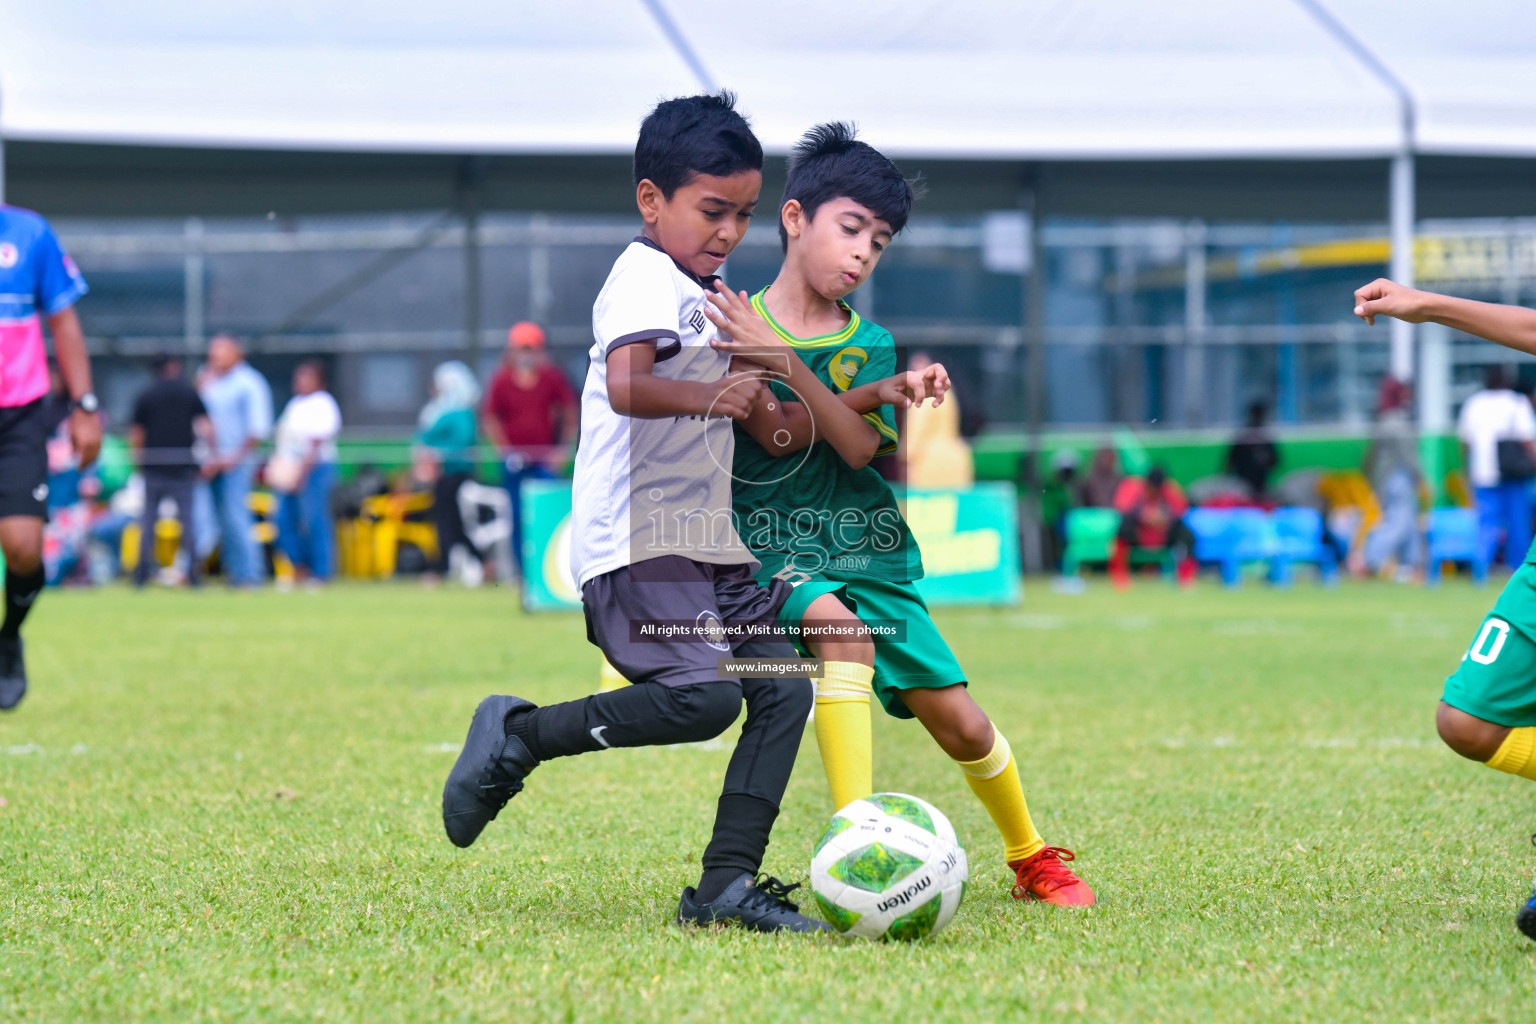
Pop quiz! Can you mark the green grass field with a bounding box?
[3,579,1535,1022]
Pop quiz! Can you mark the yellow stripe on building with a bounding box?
[1112,234,1536,291]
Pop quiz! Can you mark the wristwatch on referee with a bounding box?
[71,392,99,414]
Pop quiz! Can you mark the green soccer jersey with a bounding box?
[731,288,924,583]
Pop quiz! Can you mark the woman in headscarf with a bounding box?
[415,361,485,582]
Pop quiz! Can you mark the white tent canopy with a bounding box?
[1,0,1534,159]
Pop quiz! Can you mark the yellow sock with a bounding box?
[1486,727,1536,780]
[598,657,630,693]
[814,661,874,811]
[956,728,1045,864]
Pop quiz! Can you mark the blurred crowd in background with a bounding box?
[1039,364,1536,589]
[36,302,1536,595]
[38,320,579,591]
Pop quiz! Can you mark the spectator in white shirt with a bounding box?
[1458,365,1536,568]
[271,361,342,585]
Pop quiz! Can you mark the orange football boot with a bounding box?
[1009,846,1096,906]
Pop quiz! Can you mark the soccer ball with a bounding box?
[810,793,968,940]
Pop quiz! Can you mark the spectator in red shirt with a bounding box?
[1110,466,1196,589]
[481,322,577,576]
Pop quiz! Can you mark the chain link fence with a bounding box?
[55,211,1536,436]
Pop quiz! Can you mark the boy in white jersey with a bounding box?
[442,93,827,933]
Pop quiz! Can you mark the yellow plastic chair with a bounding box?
[1443,471,1473,509]
[1317,470,1381,558]
[120,519,184,573]
[356,492,439,578]
[247,491,280,546]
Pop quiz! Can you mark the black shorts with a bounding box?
[582,555,796,687]
[0,400,50,520]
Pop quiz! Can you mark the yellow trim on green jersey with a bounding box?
[863,410,899,455]
[863,410,899,440]
[750,288,862,349]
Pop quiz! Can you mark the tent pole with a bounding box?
[1389,151,1416,382]
[1418,320,1451,500]
[1293,0,1418,381]
[1024,178,1045,459]
[1018,169,1046,576]
[1183,219,1206,426]
[459,157,485,369]
[183,217,205,356]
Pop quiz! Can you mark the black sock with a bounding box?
[503,703,550,759]
[504,682,739,763]
[694,867,744,904]
[699,792,778,890]
[1,567,45,639]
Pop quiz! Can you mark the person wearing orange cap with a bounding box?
[481,321,578,576]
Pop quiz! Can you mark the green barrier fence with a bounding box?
[518,480,1024,612]
[905,484,1022,606]
[972,430,1464,502]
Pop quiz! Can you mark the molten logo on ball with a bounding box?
[810,792,968,940]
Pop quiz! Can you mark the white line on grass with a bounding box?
[1011,614,1068,630]
[1158,736,1432,750]
[1009,614,1157,631]
[1212,620,1303,636]
[1,743,90,756]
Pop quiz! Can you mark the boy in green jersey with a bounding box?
[1355,276,1536,942]
[705,124,1094,906]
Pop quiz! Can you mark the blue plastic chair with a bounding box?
[1185,507,1286,587]
[1185,508,1239,586]
[1230,508,1279,585]
[1426,507,1488,586]
[1269,506,1340,586]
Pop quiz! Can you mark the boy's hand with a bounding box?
[872,364,953,409]
[704,282,793,375]
[702,370,768,421]
[915,361,951,406]
[1354,278,1429,326]
[873,373,919,409]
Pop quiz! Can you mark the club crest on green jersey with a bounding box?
[830,346,868,390]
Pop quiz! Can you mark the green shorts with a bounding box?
[1444,561,1536,727]
[768,567,966,720]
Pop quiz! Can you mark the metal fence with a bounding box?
[56,212,1536,435]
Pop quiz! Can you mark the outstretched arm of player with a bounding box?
[704,284,882,468]
[739,364,948,459]
[1354,278,1536,356]
[48,307,102,467]
[605,340,766,421]
[840,362,953,415]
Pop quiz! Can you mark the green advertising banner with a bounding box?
[520,480,1022,611]
[905,483,1022,606]
[520,480,582,612]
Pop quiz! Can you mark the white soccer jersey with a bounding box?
[570,238,756,588]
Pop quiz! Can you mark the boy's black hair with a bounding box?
[779,122,923,251]
[633,91,763,198]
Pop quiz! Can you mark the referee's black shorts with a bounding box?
[0,399,50,520]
